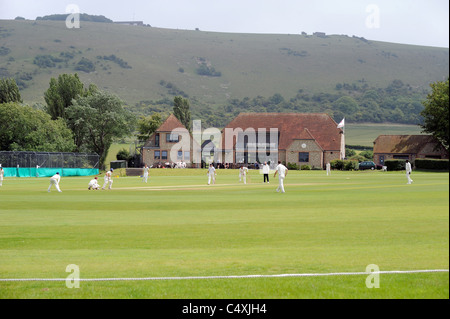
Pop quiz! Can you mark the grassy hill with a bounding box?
[0,19,448,125]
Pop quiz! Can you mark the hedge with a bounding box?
[384,160,406,171]
[414,159,449,170]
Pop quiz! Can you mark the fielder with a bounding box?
[48,172,62,192]
[0,167,4,187]
[274,161,288,193]
[88,177,100,190]
[326,162,331,176]
[262,162,270,183]
[143,164,150,183]
[102,168,114,190]
[207,163,216,185]
[239,166,249,184]
[405,160,413,184]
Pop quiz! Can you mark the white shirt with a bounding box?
[240,167,248,175]
[405,162,412,173]
[276,164,287,178]
[0,169,3,178]
[143,166,149,174]
[105,171,112,180]
[51,174,61,183]
[262,164,270,174]
[208,166,216,175]
[89,179,99,187]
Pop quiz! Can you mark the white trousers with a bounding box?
[143,173,148,183]
[276,175,285,193]
[208,174,215,185]
[48,179,62,192]
[103,179,113,189]
[406,172,413,184]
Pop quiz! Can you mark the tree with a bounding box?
[0,102,75,152]
[44,73,97,120]
[173,96,191,131]
[0,78,22,104]
[420,78,449,151]
[65,91,135,169]
[137,113,163,142]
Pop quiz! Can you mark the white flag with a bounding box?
[337,118,345,128]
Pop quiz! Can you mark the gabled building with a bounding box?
[373,135,449,166]
[141,114,195,168]
[219,113,345,168]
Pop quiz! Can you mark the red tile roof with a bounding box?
[222,113,342,150]
[373,135,437,154]
[157,114,187,132]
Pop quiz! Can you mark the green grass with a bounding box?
[1,19,448,108]
[0,169,448,299]
[345,123,424,146]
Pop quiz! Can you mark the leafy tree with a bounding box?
[0,102,75,152]
[420,78,449,150]
[44,73,97,120]
[137,113,163,142]
[0,78,22,103]
[173,96,191,131]
[65,90,135,169]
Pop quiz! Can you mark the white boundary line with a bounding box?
[0,269,448,282]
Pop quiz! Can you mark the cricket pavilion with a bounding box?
[141,113,345,169]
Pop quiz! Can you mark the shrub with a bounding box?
[287,162,300,170]
[344,160,358,171]
[384,160,406,171]
[415,159,449,170]
[330,159,344,170]
[300,164,311,170]
[75,58,95,73]
[116,148,131,161]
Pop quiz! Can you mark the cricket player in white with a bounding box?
[143,164,150,183]
[326,162,331,176]
[102,168,113,190]
[274,161,288,193]
[239,166,249,184]
[208,164,216,185]
[88,177,100,190]
[0,167,4,187]
[262,162,270,183]
[48,172,62,192]
[405,160,413,184]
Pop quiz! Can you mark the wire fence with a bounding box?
[0,151,99,169]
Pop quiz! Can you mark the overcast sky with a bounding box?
[1,0,448,48]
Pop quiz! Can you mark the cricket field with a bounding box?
[0,169,448,299]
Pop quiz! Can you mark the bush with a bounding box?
[359,150,374,160]
[384,160,406,171]
[415,159,449,170]
[116,148,131,161]
[287,162,300,170]
[330,159,344,170]
[344,160,358,171]
[300,164,311,170]
[75,58,95,73]
[331,159,357,170]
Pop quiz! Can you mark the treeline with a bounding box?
[0,75,135,169]
[132,79,428,128]
[36,14,113,23]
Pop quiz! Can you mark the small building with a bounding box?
[114,21,144,26]
[141,114,197,168]
[373,135,449,166]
